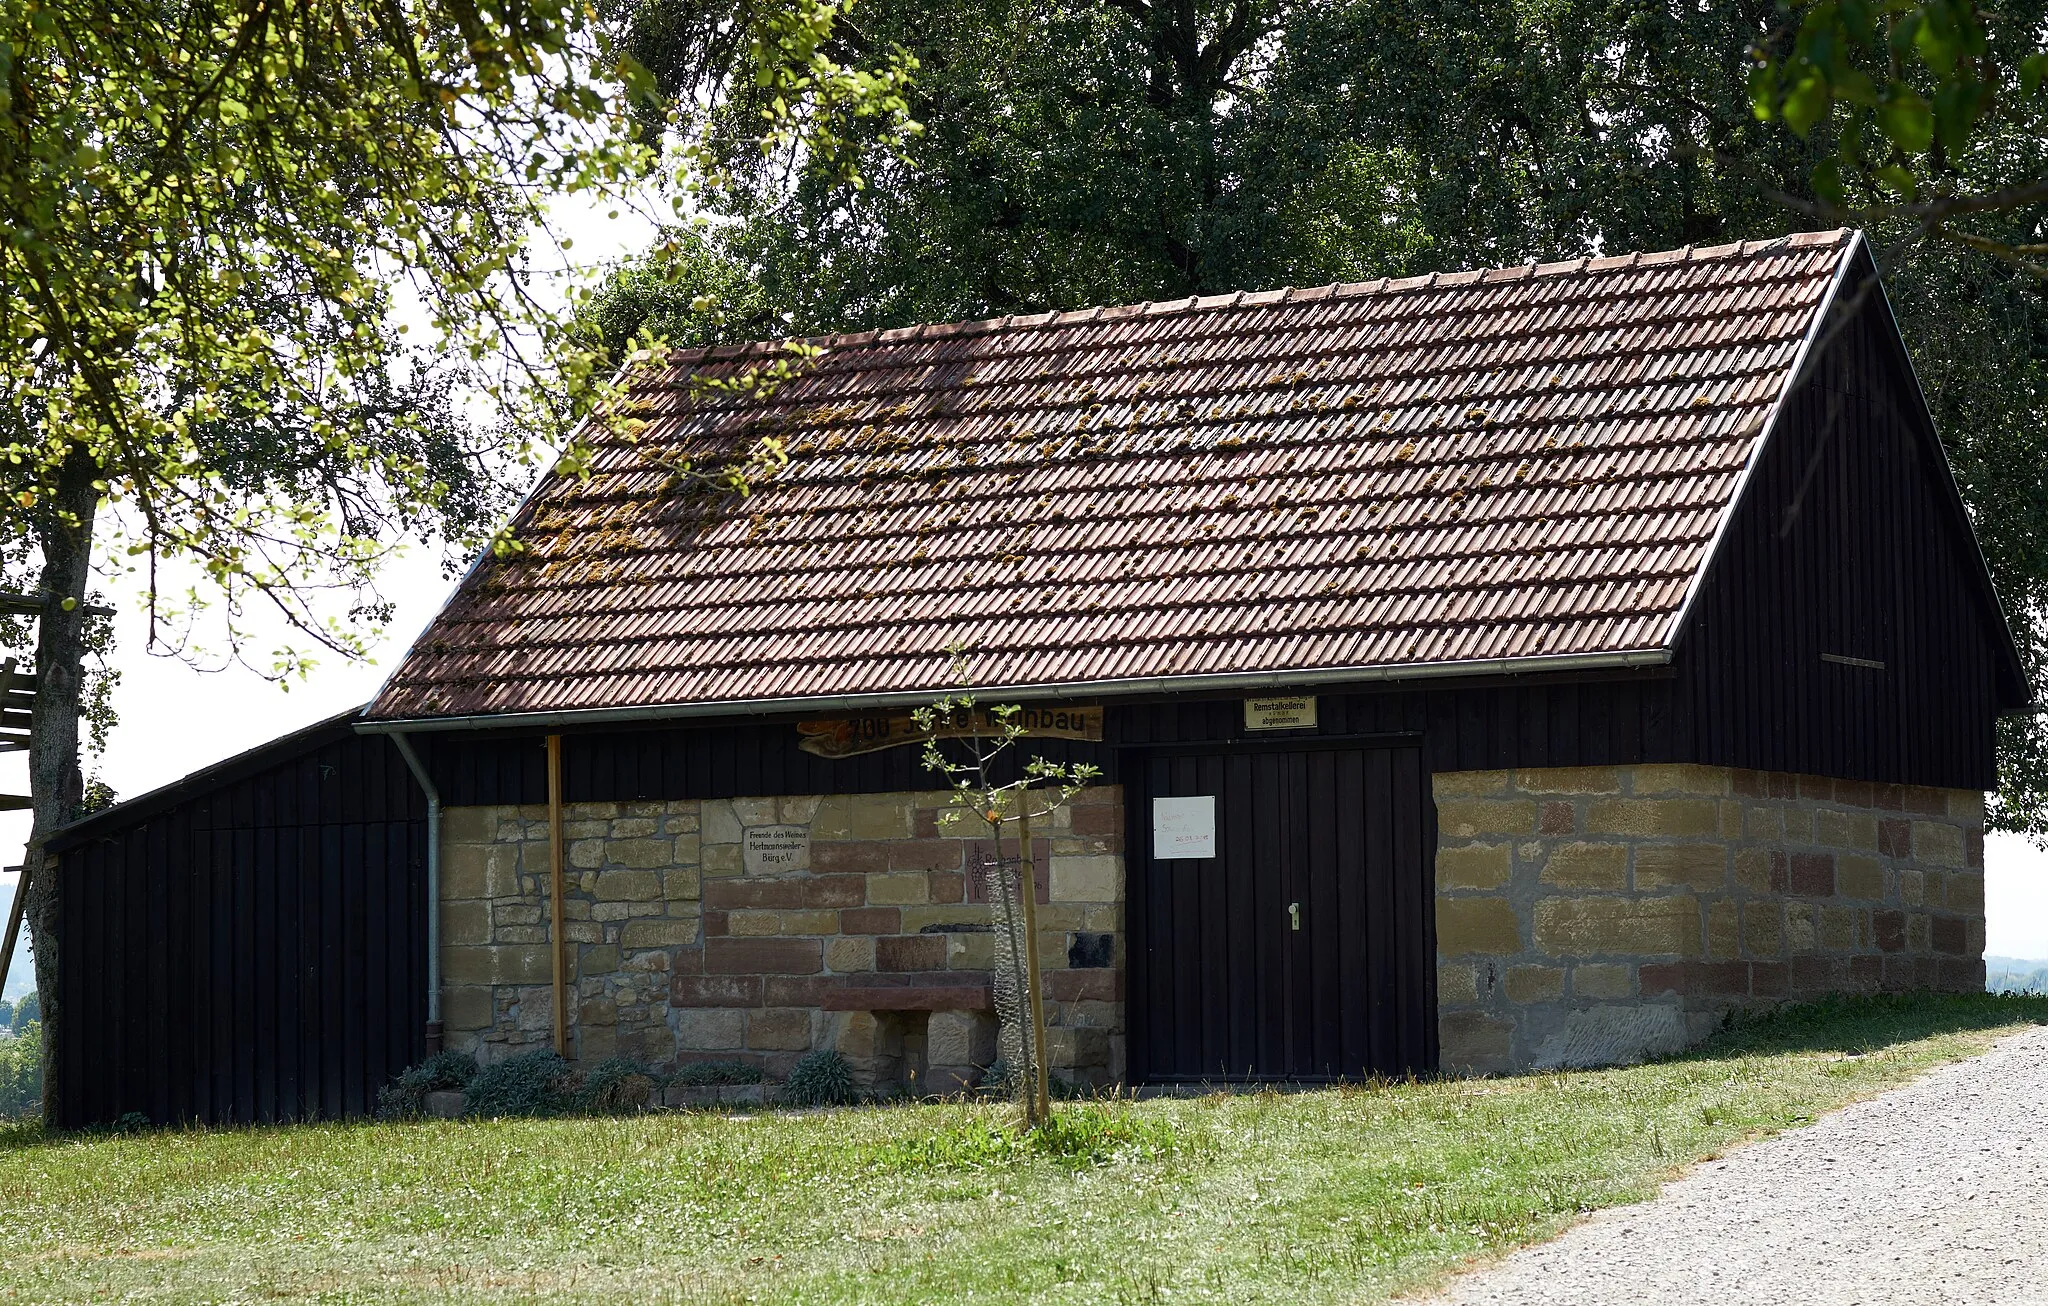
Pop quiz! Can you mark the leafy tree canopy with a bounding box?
[604,0,2048,834]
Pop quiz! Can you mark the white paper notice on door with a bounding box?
[1153,795,1217,860]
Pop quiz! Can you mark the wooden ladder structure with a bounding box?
[0,657,31,776]
[0,591,112,1005]
[0,657,35,997]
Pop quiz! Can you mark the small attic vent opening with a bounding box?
[1820,652,1886,671]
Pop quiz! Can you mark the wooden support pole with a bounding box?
[547,734,568,1059]
[0,861,29,1003]
[1016,802,1051,1125]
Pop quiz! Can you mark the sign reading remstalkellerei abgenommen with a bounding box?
[1243,696,1317,731]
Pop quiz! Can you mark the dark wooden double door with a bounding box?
[1127,743,1436,1083]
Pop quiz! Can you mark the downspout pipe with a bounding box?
[388,731,443,1054]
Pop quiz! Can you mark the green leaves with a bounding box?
[2021,52,2048,97]
[1876,87,1935,152]
[0,0,916,683]
[1782,71,1835,137]
[1745,0,2048,278]
[1755,1,2000,156]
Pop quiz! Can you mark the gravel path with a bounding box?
[1428,1024,2048,1306]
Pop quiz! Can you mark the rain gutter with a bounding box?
[388,731,443,1052]
[352,647,1673,735]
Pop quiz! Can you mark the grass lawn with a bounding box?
[3,993,2043,1305]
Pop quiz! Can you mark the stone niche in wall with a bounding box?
[435,787,1127,1090]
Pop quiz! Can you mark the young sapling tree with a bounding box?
[915,689,1098,1127]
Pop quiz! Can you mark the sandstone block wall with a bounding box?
[1434,764,1986,1074]
[438,787,1124,1089]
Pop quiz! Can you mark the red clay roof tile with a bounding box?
[366,230,1856,721]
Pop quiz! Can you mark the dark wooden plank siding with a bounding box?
[420,674,1691,808]
[1126,741,1436,1081]
[52,727,426,1129]
[1674,251,2010,792]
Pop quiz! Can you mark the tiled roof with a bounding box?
[366,229,1857,722]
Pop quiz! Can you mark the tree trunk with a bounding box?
[22,441,100,1127]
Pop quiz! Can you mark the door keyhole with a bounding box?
[1288,901,1301,931]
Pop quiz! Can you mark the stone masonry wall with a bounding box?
[438,787,1124,1090]
[1434,764,1986,1074]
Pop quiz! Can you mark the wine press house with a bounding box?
[46,229,2025,1127]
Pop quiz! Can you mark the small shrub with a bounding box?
[672,1059,764,1087]
[112,1111,151,1134]
[376,1050,481,1121]
[782,1050,858,1106]
[574,1057,658,1113]
[982,1057,1017,1092]
[464,1050,572,1119]
[1029,1103,1179,1166]
[0,1021,42,1120]
[872,1105,1180,1173]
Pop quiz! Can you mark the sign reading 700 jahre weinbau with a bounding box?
[796,704,1103,759]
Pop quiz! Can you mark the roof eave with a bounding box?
[47,707,369,852]
[1661,229,1863,651]
[352,647,1674,735]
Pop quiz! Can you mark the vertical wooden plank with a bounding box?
[1391,747,1431,1069]
[1456,693,1487,770]
[400,819,428,1080]
[1195,752,1229,1077]
[1222,751,1258,1077]
[1584,683,1613,768]
[1517,689,1547,768]
[1612,680,1641,764]
[298,824,324,1120]
[1124,754,1153,1081]
[164,808,197,1123]
[1362,746,1398,1075]
[1425,693,1458,772]
[275,821,303,1121]
[210,828,234,1123]
[342,822,370,1117]
[142,816,170,1125]
[1334,747,1370,1078]
[1549,683,1579,764]
[231,825,256,1123]
[113,829,139,1118]
[1147,753,1177,1078]
[186,811,213,1122]
[1303,749,1343,1077]
[362,820,391,1117]
[319,820,344,1119]
[253,822,280,1124]
[1256,750,1292,1077]
[86,844,111,1129]
[1168,753,1201,1075]
[61,850,91,1128]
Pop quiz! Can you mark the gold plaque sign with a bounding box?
[1244,696,1317,731]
